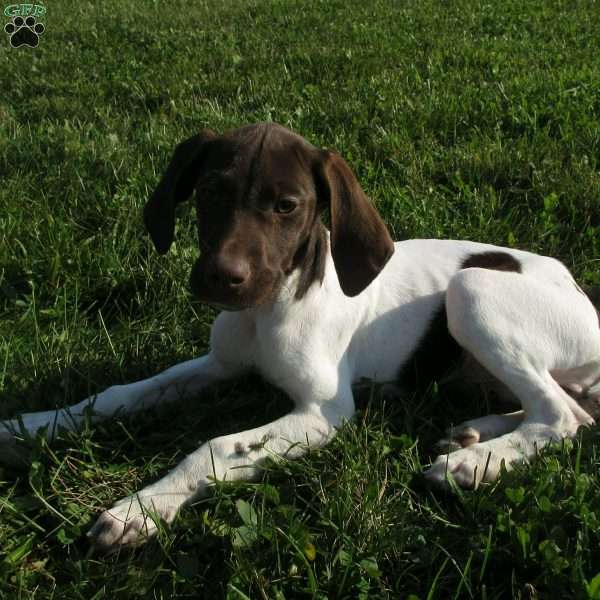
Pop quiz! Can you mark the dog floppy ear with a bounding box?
[314,150,394,296]
[144,128,216,254]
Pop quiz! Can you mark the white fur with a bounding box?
[3,237,600,550]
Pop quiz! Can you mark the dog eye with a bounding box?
[274,198,298,214]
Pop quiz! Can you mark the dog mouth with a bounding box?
[204,300,249,312]
[190,284,262,312]
[190,268,282,312]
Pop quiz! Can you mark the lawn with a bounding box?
[1,0,600,597]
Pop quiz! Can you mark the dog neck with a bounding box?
[247,226,332,318]
[291,221,329,301]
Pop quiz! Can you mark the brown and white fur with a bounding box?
[2,123,599,552]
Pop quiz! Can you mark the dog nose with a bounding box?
[211,256,250,288]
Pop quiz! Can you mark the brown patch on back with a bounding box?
[461,251,522,272]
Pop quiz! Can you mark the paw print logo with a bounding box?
[4,16,45,48]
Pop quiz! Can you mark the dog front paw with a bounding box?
[87,492,177,552]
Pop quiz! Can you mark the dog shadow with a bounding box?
[0,341,512,471]
[0,357,295,470]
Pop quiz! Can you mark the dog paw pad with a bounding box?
[87,495,176,552]
[435,425,481,454]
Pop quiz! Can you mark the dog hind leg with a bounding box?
[436,410,525,452]
[426,268,600,489]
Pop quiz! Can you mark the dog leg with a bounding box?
[426,268,600,489]
[430,365,600,486]
[87,372,355,551]
[0,354,236,447]
[436,364,600,451]
[428,370,594,489]
[436,410,525,452]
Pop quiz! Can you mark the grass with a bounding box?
[1,0,600,597]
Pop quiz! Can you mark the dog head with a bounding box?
[144,123,394,310]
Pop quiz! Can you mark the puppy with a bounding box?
[2,123,599,551]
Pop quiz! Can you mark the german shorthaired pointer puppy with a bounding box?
[2,123,599,551]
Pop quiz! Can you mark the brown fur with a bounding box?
[461,251,522,273]
[144,123,394,308]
